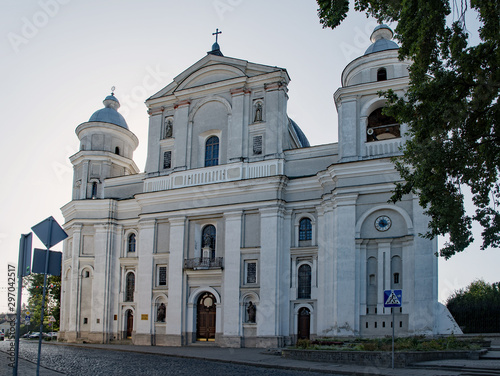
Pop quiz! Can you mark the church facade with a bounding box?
[60,26,458,347]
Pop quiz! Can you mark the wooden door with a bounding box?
[196,292,216,341]
[126,310,133,338]
[297,308,310,340]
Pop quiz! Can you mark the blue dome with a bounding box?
[289,118,310,147]
[364,38,399,55]
[364,24,399,55]
[89,107,129,129]
[88,94,129,129]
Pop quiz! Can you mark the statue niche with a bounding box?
[246,301,256,323]
[157,302,166,322]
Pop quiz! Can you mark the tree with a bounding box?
[446,280,500,333]
[317,0,500,258]
[25,273,61,332]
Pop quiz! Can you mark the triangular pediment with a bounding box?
[148,54,287,101]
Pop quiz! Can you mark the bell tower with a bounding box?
[70,92,139,200]
[334,25,411,162]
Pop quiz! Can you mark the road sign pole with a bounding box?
[13,233,31,376]
[36,219,52,376]
[392,308,395,369]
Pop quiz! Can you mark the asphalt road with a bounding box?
[0,340,331,376]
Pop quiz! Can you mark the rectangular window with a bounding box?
[393,272,400,284]
[245,261,257,284]
[163,151,172,169]
[157,266,167,286]
[83,318,88,324]
[253,136,263,155]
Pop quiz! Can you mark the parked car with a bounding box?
[28,332,49,339]
[0,332,4,341]
[21,333,31,339]
[47,332,58,339]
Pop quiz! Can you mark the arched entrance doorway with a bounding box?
[196,292,216,341]
[126,309,133,338]
[297,307,310,340]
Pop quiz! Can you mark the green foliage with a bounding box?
[446,279,500,333]
[316,0,500,258]
[24,273,61,332]
[296,339,311,349]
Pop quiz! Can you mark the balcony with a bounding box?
[144,159,284,193]
[365,137,403,157]
[184,257,224,270]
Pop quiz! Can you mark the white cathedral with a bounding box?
[60,25,460,347]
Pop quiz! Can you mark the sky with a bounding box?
[0,0,498,312]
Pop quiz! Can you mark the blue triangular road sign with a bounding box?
[31,216,68,249]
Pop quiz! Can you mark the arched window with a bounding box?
[377,67,387,81]
[202,225,216,259]
[299,218,312,241]
[205,136,219,167]
[125,272,135,302]
[366,108,400,142]
[115,146,120,155]
[128,233,136,253]
[298,264,312,299]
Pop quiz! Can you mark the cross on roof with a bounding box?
[212,28,222,43]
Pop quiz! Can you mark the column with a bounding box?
[228,88,248,162]
[222,211,242,347]
[173,101,190,171]
[376,240,392,315]
[93,223,112,342]
[402,237,415,330]
[316,202,333,335]
[333,194,358,334]
[165,216,186,345]
[257,207,282,344]
[264,82,287,157]
[144,108,163,173]
[338,98,358,161]
[67,224,82,338]
[412,196,438,334]
[359,240,367,317]
[135,219,155,345]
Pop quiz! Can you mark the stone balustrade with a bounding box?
[365,138,403,157]
[144,159,284,193]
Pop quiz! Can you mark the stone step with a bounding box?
[481,351,500,360]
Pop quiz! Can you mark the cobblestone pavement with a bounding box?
[0,341,337,376]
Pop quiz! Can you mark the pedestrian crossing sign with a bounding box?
[384,289,402,307]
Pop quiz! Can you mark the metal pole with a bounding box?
[13,234,29,376]
[392,308,395,369]
[36,218,52,376]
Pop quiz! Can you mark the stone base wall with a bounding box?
[282,349,483,368]
[219,336,242,348]
[256,336,285,348]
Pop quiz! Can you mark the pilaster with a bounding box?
[333,193,358,334]
[222,211,243,344]
[145,108,163,173]
[165,216,186,345]
[257,206,283,337]
[173,100,190,171]
[135,219,155,342]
